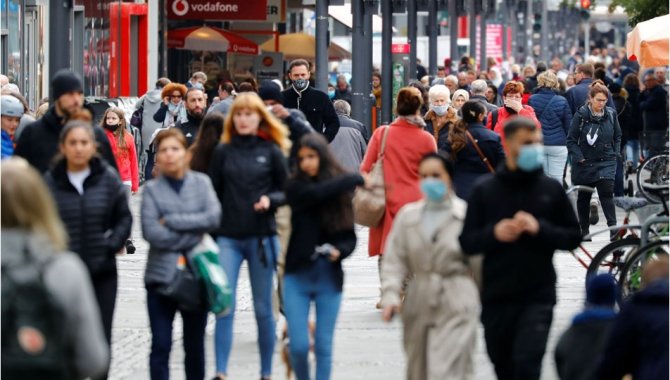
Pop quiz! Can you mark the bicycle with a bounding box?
[636,152,669,203]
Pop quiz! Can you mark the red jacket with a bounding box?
[486,105,541,148]
[105,129,139,192]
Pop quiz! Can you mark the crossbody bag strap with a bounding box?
[465,130,496,173]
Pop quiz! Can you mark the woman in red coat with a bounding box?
[361,87,437,305]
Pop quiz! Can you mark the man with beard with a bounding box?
[175,88,207,146]
[281,59,340,142]
[15,70,117,173]
[486,81,540,146]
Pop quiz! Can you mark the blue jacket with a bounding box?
[639,85,669,132]
[596,280,669,380]
[566,105,622,185]
[565,78,615,115]
[529,88,572,146]
[1,129,13,159]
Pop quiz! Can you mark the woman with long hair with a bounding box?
[189,112,225,173]
[2,158,109,379]
[44,112,132,380]
[141,128,221,380]
[208,92,290,380]
[284,133,365,380]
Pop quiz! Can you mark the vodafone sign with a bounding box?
[168,0,267,21]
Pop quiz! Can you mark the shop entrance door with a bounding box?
[24,6,41,109]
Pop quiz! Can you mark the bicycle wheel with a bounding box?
[636,154,669,203]
[619,239,670,300]
[585,238,641,286]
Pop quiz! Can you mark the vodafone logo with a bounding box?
[172,0,189,17]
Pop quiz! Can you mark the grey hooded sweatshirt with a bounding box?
[136,88,166,151]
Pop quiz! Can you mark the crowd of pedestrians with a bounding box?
[1,46,668,380]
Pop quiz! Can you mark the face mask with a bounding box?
[292,79,309,92]
[104,123,117,131]
[328,90,335,100]
[431,104,449,116]
[517,144,544,172]
[420,178,448,202]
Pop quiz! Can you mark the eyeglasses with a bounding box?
[170,95,183,99]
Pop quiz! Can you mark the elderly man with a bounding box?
[330,100,367,172]
[470,79,499,115]
[445,75,459,94]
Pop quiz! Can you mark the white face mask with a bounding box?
[431,104,449,116]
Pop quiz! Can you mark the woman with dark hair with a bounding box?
[284,133,365,380]
[567,80,622,240]
[408,81,430,115]
[189,112,225,173]
[361,87,436,307]
[381,152,479,379]
[622,73,643,169]
[45,112,132,379]
[446,100,505,200]
[486,83,503,107]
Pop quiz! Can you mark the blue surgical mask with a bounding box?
[420,178,448,202]
[292,79,309,92]
[328,90,335,100]
[431,104,449,116]
[517,144,544,172]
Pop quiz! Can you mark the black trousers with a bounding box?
[91,268,118,380]
[576,179,617,234]
[481,303,554,380]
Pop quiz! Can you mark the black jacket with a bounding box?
[624,85,643,140]
[612,94,633,147]
[45,157,131,275]
[282,86,340,142]
[285,174,362,289]
[639,85,669,132]
[15,106,118,174]
[174,112,202,146]
[459,166,581,305]
[208,135,289,238]
[282,108,314,168]
[333,87,353,104]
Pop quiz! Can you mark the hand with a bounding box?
[254,195,271,212]
[494,218,524,243]
[329,248,341,262]
[361,173,373,189]
[382,304,400,322]
[505,99,523,113]
[514,211,540,236]
[163,97,170,106]
[270,104,290,119]
[159,218,165,225]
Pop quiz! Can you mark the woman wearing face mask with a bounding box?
[208,92,291,380]
[284,133,365,380]
[424,85,459,151]
[381,152,479,380]
[153,83,188,128]
[446,101,506,200]
[566,81,621,240]
[44,111,132,379]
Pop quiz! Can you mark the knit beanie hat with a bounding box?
[51,70,83,100]
[258,82,283,104]
[586,273,617,307]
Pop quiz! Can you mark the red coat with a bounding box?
[105,129,139,192]
[360,118,437,256]
[486,105,541,148]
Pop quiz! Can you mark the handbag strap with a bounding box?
[377,125,391,162]
[465,130,495,173]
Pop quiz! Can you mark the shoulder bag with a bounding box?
[353,125,391,227]
[465,130,495,173]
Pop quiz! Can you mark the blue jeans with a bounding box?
[542,145,568,183]
[626,139,640,169]
[215,236,278,377]
[283,257,343,380]
[146,289,208,380]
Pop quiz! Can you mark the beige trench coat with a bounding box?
[381,198,479,380]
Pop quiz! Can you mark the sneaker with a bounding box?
[610,229,620,242]
[589,204,599,225]
[125,239,136,254]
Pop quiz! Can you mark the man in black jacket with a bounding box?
[459,116,582,380]
[175,87,206,146]
[15,70,117,173]
[639,70,669,155]
[281,59,340,142]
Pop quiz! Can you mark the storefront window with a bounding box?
[6,0,22,86]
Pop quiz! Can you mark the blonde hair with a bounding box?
[222,92,291,154]
[100,107,129,151]
[537,71,559,90]
[1,158,68,250]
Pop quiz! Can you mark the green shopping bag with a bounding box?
[190,235,232,317]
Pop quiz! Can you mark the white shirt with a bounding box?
[67,167,91,195]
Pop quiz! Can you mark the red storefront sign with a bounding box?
[391,43,410,54]
[167,0,267,20]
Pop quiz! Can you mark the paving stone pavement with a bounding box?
[109,189,630,380]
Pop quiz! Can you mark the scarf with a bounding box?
[399,114,426,128]
[165,102,188,127]
[588,104,605,118]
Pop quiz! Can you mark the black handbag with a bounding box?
[156,253,207,312]
[130,107,143,129]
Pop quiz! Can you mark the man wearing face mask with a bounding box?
[281,59,340,142]
[175,88,207,146]
[459,116,582,380]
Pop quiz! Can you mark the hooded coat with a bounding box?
[136,88,167,150]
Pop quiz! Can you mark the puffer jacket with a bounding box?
[45,157,131,275]
[529,88,572,146]
[566,105,622,185]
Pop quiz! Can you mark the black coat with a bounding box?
[282,86,340,142]
[459,166,582,305]
[333,87,353,105]
[45,157,131,275]
[639,85,669,132]
[15,106,118,174]
[207,135,288,238]
[174,112,202,146]
[624,85,643,140]
[285,174,362,289]
[612,94,633,147]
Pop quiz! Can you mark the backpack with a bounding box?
[130,98,144,130]
[1,248,70,379]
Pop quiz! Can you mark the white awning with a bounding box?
[328,4,396,33]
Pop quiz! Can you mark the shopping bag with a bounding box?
[191,235,232,317]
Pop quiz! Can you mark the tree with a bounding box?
[609,0,669,26]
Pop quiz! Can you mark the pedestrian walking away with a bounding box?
[330,100,368,173]
[188,112,225,173]
[136,77,171,180]
[459,116,582,380]
[207,92,291,380]
[141,128,221,380]
[381,153,479,380]
[284,133,364,380]
[44,114,132,380]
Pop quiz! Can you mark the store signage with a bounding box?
[255,52,284,82]
[167,0,267,21]
[391,43,410,54]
